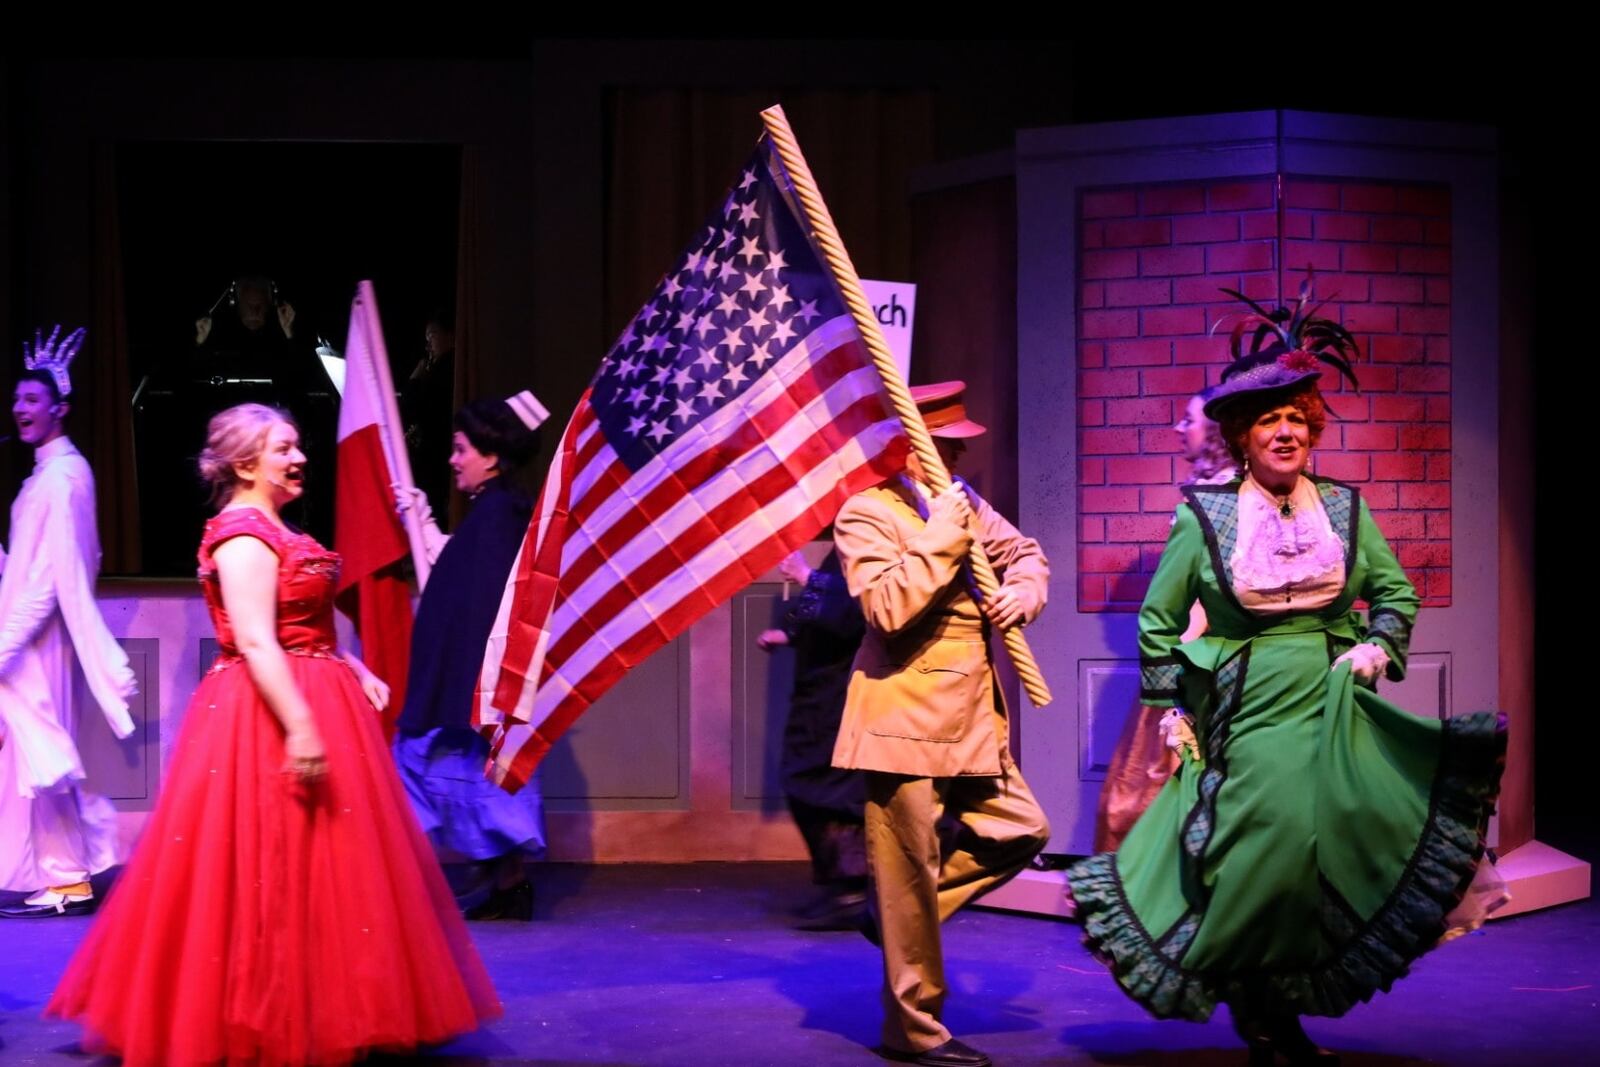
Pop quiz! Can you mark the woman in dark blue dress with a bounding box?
[394,391,549,920]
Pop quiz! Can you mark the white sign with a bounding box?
[860,279,916,383]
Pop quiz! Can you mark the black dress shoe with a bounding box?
[796,891,867,931]
[1268,1016,1339,1065]
[857,904,883,947]
[463,879,533,921]
[0,892,96,918]
[880,1037,993,1066]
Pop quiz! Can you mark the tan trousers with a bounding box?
[864,765,1050,1052]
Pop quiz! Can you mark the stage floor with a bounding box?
[4,860,1597,1066]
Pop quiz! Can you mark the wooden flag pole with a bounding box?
[759,105,1052,709]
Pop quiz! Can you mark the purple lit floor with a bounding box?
[4,860,1597,1066]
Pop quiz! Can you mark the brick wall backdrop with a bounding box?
[1076,177,1451,612]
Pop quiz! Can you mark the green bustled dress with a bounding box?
[1065,476,1504,1022]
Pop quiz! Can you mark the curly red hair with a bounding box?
[1215,386,1327,468]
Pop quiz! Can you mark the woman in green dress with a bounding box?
[1065,302,1505,1065]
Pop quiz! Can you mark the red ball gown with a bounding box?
[48,507,501,1066]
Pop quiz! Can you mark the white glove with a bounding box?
[1332,641,1390,685]
[1158,708,1198,762]
[927,484,973,529]
[394,484,448,565]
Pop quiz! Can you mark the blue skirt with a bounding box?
[393,727,547,862]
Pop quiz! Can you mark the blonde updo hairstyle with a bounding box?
[197,403,297,507]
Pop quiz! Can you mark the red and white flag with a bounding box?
[478,135,907,792]
[334,281,421,738]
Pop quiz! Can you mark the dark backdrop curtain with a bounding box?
[602,89,934,345]
[91,143,141,574]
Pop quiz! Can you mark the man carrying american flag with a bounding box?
[475,134,909,792]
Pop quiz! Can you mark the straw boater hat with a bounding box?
[910,380,986,438]
[1201,271,1360,419]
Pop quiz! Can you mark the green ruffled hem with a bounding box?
[1065,710,1506,1022]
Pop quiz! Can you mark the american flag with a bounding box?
[478,136,908,791]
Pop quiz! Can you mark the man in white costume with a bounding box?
[0,326,137,918]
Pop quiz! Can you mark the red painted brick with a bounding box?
[1399,366,1449,392]
[1081,369,1139,397]
[1174,274,1238,304]
[1081,517,1105,542]
[1143,485,1182,513]
[1370,276,1425,303]
[1426,453,1452,480]
[1107,456,1173,484]
[1082,221,1105,250]
[1426,337,1451,364]
[1372,510,1426,539]
[1426,397,1451,423]
[1208,181,1272,211]
[1140,246,1205,276]
[1399,482,1451,509]
[1283,241,1340,272]
[1360,366,1397,392]
[1084,487,1142,512]
[1314,452,1369,482]
[1425,278,1451,304]
[1399,247,1450,274]
[1084,190,1138,218]
[1426,511,1451,539]
[1081,281,1105,310]
[1105,218,1172,247]
[1082,310,1139,339]
[1142,307,1206,335]
[1343,244,1398,273]
[1323,394,1368,422]
[1280,211,1314,239]
[1400,425,1451,451]
[1429,569,1452,600]
[1174,337,1224,364]
[1080,342,1106,369]
[1081,458,1106,485]
[1078,573,1107,608]
[1142,185,1206,215]
[1310,273,1368,303]
[1363,482,1398,509]
[1343,184,1397,213]
[1369,335,1425,364]
[1424,219,1451,246]
[1106,278,1173,307]
[1107,339,1174,367]
[1083,545,1141,571]
[1079,399,1105,427]
[1108,571,1153,604]
[1315,213,1370,242]
[1137,544,1165,572]
[1238,274,1280,301]
[1140,428,1182,454]
[1345,424,1398,450]
[1341,304,1397,333]
[1208,242,1275,273]
[1398,186,1449,216]
[1372,395,1426,422]
[1399,542,1450,569]
[1372,453,1425,481]
[1083,250,1139,279]
[1371,217,1424,243]
[1108,514,1177,542]
[1400,306,1450,334]
[1284,181,1339,210]
[1174,215,1239,244]
[1144,366,1206,395]
[1083,428,1142,455]
[1107,397,1172,425]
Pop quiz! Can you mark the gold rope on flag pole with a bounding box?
[759,104,1052,709]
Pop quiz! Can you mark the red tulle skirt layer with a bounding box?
[47,655,501,1067]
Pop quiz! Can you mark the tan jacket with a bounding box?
[831,479,1049,777]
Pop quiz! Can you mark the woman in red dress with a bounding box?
[48,403,500,1066]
